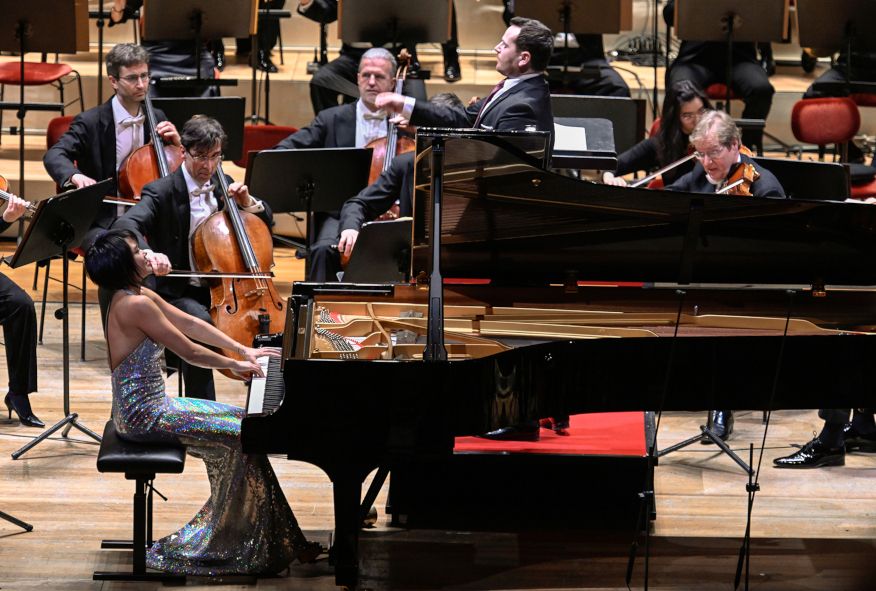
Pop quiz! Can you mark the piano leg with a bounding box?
[331,476,362,589]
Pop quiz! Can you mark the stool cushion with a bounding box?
[706,83,737,100]
[97,421,186,475]
[0,62,73,85]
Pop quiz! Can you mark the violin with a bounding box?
[117,95,183,199]
[717,161,760,196]
[0,176,38,218]
[365,48,416,187]
[191,164,285,380]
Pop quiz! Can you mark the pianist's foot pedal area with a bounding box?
[656,425,753,476]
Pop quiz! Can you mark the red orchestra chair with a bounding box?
[0,58,84,144]
[791,97,860,163]
[234,124,299,173]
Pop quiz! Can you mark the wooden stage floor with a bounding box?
[0,244,874,590]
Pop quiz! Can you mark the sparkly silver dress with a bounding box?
[111,337,307,576]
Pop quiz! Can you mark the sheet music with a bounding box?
[553,123,587,152]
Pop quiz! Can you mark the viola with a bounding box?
[191,164,285,380]
[0,175,38,217]
[117,95,183,198]
[717,161,760,196]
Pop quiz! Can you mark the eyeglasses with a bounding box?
[117,72,151,84]
[693,145,728,160]
[186,150,223,163]
[680,107,708,122]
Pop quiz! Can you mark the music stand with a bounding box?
[675,0,788,112]
[796,0,876,91]
[245,148,371,276]
[141,0,254,94]
[249,8,292,124]
[9,180,113,460]
[342,218,412,283]
[0,1,87,221]
[150,97,245,163]
[341,0,450,78]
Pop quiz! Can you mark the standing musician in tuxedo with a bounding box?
[376,16,555,145]
[111,116,272,401]
[43,43,181,252]
[273,47,397,151]
[665,109,785,443]
[0,193,41,428]
[663,0,774,152]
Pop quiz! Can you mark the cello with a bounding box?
[117,95,183,198]
[191,164,285,380]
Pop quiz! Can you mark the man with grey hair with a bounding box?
[273,47,397,150]
[44,42,181,250]
[665,108,785,442]
[665,110,784,197]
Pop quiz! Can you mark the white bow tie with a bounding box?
[120,114,145,128]
[191,184,214,197]
[362,109,386,121]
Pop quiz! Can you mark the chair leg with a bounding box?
[80,262,86,361]
[278,26,284,65]
[38,260,50,345]
[75,71,84,112]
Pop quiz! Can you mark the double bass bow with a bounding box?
[117,95,183,198]
[191,164,285,380]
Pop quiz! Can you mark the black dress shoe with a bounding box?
[4,393,45,429]
[257,50,278,73]
[703,410,734,443]
[443,62,461,82]
[773,436,845,468]
[843,423,876,453]
[479,421,540,442]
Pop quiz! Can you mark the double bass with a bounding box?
[191,165,285,379]
[117,95,183,198]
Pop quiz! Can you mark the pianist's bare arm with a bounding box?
[139,287,280,367]
[120,289,266,378]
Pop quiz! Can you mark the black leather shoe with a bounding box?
[257,50,278,73]
[4,393,44,428]
[843,423,876,453]
[479,421,540,442]
[773,436,845,468]
[703,410,734,443]
[443,62,461,82]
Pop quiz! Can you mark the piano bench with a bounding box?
[93,420,187,583]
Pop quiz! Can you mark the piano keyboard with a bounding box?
[246,355,284,415]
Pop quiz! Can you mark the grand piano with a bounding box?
[242,129,876,588]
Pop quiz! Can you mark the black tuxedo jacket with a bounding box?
[273,102,357,149]
[112,167,273,299]
[43,98,168,231]
[412,75,553,135]
[339,151,414,233]
[665,154,786,198]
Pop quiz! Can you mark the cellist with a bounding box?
[112,116,272,402]
[44,43,181,251]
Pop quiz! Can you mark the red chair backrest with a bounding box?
[791,97,860,145]
[235,125,299,169]
[647,177,664,190]
[648,117,662,138]
[705,83,737,100]
[46,115,74,150]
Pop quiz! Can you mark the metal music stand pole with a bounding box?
[0,509,32,531]
[9,181,113,460]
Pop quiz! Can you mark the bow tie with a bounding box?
[120,114,145,128]
[191,184,214,197]
[362,109,386,121]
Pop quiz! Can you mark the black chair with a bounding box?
[93,420,186,583]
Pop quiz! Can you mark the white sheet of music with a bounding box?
[553,123,587,152]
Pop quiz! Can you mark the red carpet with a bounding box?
[454,412,647,456]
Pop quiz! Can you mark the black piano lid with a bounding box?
[413,129,876,289]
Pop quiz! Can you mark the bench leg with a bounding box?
[94,476,185,583]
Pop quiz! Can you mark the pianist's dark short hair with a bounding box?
[180,115,227,153]
[509,17,554,72]
[85,229,142,292]
[106,43,150,79]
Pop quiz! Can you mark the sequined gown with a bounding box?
[111,337,307,576]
